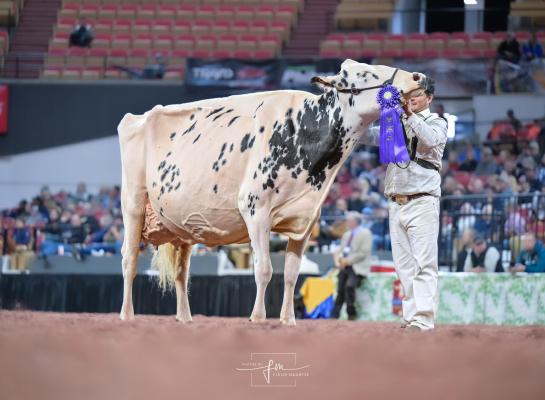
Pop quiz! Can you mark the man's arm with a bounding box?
[525,248,545,273]
[484,247,501,273]
[404,115,447,149]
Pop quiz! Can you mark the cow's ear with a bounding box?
[310,76,333,91]
[341,59,359,69]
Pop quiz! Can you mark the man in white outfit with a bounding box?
[362,78,448,330]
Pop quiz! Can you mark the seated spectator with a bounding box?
[510,232,545,273]
[507,109,522,133]
[538,153,545,184]
[474,203,495,239]
[6,218,34,270]
[525,166,543,192]
[497,33,521,64]
[522,33,544,61]
[347,188,364,212]
[456,228,475,272]
[468,236,503,273]
[69,18,94,48]
[142,54,166,79]
[475,147,499,175]
[458,148,478,172]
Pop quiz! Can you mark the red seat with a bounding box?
[254,50,274,59]
[361,49,380,58]
[401,49,420,58]
[381,49,401,58]
[192,49,210,58]
[462,49,483,58]
[233,50,252,59]
[421,49,440,58]
[408,32,428,40]
[442,49,461,58]
[474,32,492,40]
[320,50,341,58]
[211,50,231,59]
[451,31,469,41]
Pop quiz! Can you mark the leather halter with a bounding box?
[333,68,399,95]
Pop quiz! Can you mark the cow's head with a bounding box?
[311,59,425,121]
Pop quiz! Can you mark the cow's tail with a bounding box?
[151,243,179,292]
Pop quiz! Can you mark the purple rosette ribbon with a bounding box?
[376,85,410,164]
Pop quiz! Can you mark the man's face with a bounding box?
[522,236,536,252]
[408,89,433,113]
[473,241,486,255]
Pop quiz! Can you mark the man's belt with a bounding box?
[389,193,431,206]
[414,157,440,171]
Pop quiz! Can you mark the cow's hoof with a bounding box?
[119,312,135,321]
[176,315,193,323]
[249,315,267,323]
[280,318,296,326]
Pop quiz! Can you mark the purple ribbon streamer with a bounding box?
[377,85,410,164]
[379,106,410,164]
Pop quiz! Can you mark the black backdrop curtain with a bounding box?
[0,274,310,317]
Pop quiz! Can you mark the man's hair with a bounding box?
[345,211,362,225]
[422,77,436,96]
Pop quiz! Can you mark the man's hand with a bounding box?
[510,264,526,273]
[338,258,348,269]
[401,100,413,117]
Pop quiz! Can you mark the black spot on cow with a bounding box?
[158,161,166,171]
[247,193,260,216]
[240,133,251,152]
[190,113,195,120]
[260,90,346,191]
[192,134,201,144]
[342,69,348,78]
[253,101,264,118]
[166,152,172,157]
[230,143,234,152]
[212,108,234,122]
[253,172,257,179]
[174,182,181,191]
[340,77,348,87]
[206,107,224,118]
[152,182,157,188]
[222,159,227,165]
[169,132,176,140]
[275,188,279,194]
[159,207,164,217]
[212,142,228,172]
[228,116,240,127]
[213,184,218,194]
[285,108,293,117]
[182,121,197,136]
[259,126,265,134]
[248,136,255,149]
[348,95,354,107]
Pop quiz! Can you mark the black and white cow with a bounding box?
[117,59,424,324]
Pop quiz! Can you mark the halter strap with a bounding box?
[335,68,399,95]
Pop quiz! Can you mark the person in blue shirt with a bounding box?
[522,34,544,61]
[510,232,545,273]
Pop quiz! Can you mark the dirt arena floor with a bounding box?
[1,311,544,400]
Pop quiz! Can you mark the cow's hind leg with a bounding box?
[119,195,146,321]
[175,244,193,323]
[280,236,308,326]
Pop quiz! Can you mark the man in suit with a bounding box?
[332,212,373,320]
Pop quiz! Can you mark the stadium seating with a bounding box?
[510,0,545,29]
[334,0,394,31]
[42,0,304,79]
[319,30,545,59]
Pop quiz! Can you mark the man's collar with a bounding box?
[418,108,431,119]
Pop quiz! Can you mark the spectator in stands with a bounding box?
[474,203,495,240]
[522,33,544,61]
[510,232,545,273]
[142,54,166,80]
[456,228,475,272]
[475,147,499,175]
[507,109,522,133]
[538,153,545,184]
[347,187,365,212]
[497,33,521,64]
[69,18,94,48]
[525,166,543,192]
[471,236,503,272]
[6,218,34,270]
[458,148,478,172]
[72,182,90,203]
[434,103,447,121]
[332,212,372,320]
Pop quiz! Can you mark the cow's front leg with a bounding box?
[242,212,272,323]
[280,236,308,326]
[175,244,193,323]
